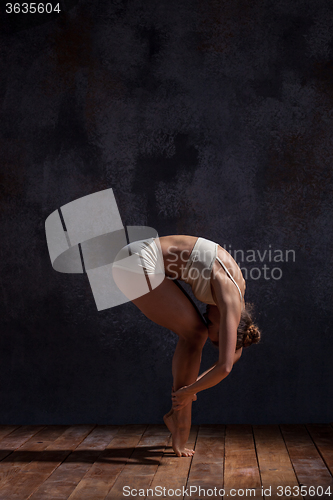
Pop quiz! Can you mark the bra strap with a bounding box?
[215,257,243,302]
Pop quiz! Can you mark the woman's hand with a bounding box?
[171,386,196,411]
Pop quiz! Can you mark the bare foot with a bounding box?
[163,410,195,457]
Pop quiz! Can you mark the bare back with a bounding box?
[159,235,246,302]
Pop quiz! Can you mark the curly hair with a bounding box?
[236,303,261,350]
[210,303,261,350]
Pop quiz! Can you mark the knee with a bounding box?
[177,321,208,347]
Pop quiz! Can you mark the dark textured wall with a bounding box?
[0,0,332,424]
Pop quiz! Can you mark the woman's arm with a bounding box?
[195,347,242,383]
[172,279,242,410]
[172,275,241,410]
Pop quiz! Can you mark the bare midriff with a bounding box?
[159,235,198,280]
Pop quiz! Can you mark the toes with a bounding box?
[182,448,195,457]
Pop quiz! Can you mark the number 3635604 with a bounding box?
[6,3,61,14]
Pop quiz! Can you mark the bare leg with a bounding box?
[131,278,208,457]
[164,337,205,456]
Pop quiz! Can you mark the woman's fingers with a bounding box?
[172,401,186,410]
[172,387,194,410]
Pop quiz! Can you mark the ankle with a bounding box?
[176,424,189,433]
[172,412,190,427]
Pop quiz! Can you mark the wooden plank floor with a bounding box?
[0,424,332,499]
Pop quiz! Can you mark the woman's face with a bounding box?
[203,304,220,343]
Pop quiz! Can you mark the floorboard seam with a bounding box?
[251,425,264,499]
[305,424,333,478]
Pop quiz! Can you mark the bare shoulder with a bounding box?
[215,246,245,295]
[211,256,244,319]
[211,273,241,312]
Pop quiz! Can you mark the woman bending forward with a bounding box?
[112,235,260,457]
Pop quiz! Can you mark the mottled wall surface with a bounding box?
[0,0,332,424]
